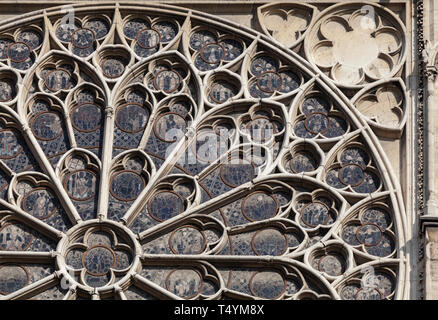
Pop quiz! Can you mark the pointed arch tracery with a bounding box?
[0,2,408,300]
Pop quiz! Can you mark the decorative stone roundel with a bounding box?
[71,28,95,49]
[304,2,406,88]
[0,2,406,301]
[251,228,288,256]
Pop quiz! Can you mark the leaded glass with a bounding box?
[0,2,407,301]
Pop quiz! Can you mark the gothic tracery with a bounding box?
[0,2,408,300]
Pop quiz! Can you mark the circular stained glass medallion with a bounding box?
[64,170,98,201]
[101,58,125,78]
[290,152,317,173]
[170,226,206,254]
[148,191,184,221]
[110,171,145,201]
[209,82,237,104]
[22,188,57,220]
[166,269,203,299]
[44,69,72,92]
[82,245,116,276]
[246,117,277,143]
[6,42,31,63]
[31,112,63,141]
[115,103,149,133]
[0,265,29,295]
[251,229,288,256]
[153,70,181,93]
[71,103,102,132]
[339,164,365,187]
[356,223,382,246]
[0,79,15,102]
[199,43,225,64]
[242,192,278,221]
[249,271,286,299]
[257,71,282,93]
[300,201,330,227]
[318,255,344,276]
[305,113,330,134]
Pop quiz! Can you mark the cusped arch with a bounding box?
[0,2,408,300]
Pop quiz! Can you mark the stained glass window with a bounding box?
[0,2,407,300]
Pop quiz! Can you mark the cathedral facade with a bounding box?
[0,0,432,300]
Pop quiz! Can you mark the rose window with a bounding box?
[0,2,407,300]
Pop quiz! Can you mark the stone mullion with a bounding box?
[63,111,77,149]
[96,106,115,220]
[0,251,55,264]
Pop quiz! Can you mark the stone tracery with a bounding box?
[0,2,408,300]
